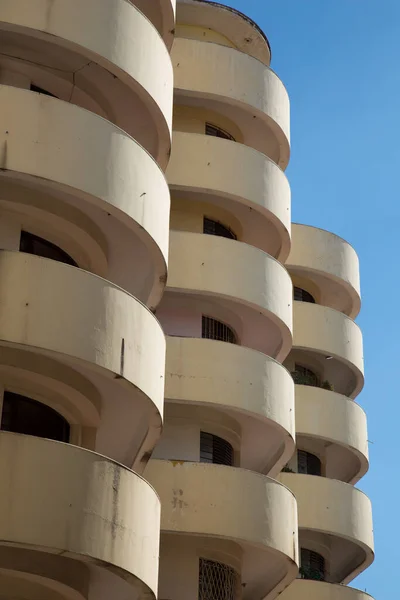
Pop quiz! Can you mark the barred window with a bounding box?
[199,559,240,600]
[297,450,322,476]
[300,549,325,581]
[200,432,234,466]
[294,287,315,303]
[205,123,235,141]
[204,217,237,240]
[1,392,70,443]
[20,231,77,266]
[291,364,319,387]
[202,316,237,344]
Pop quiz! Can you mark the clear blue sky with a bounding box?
[223,0,397,597]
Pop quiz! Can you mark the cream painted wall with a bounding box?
[153,419,200,462]
[157,301,203,338]
[176,24,237,47]
[173,105,244,141]
[152,404,241,465]
[157,294,244,343]
[172,37,290,167]
[287,224,361,318]
[0,0,174,167]
[159,536,242,600]
[0,69,30,88]
[171,197,243,239]
[167,132,292,259]
[0,213,21,250]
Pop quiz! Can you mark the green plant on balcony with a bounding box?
[321,380,334,391]
[299,566,325,581]
[291,371,334,392]
[281,465,294,473]
[291,371,318,386]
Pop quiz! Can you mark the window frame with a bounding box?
[299,548,326,581]
[297,449,322,476]
[294,286,316,304]
[1,391,70,443]
[20,230,78,267]
[202,316,237,345]
[203,217,237,240]
[199,558,240,600]
[200,431,234,466]
[205,122,236,141]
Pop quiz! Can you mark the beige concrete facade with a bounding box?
[0,1,373,600]
[0,0,174,597]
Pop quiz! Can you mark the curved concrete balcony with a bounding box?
[134,0,176,49]
[279,474,374,584]
[167,132,291,260]
[163,232,293,361]
[279,580,374,600]
[287,225,361,318]
[0,251,166,471]
[165,337,295,475]
[0,0,173,167]
[0,432,160,600]
[0,85,170,310]
[146,460,298,599]
[0,573,84,600]
[176,0,271,66]
[172,37,290,168]
[295,386,369,484]
[292,302,364,398]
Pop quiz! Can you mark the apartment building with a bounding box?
[0,1,373,599]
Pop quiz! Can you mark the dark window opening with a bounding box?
[20,231,77,266]
[294,287,315,303]
[297,450,322,476]
[200,432,234,466]
[204,217,237,240]
[291,364,319,387]
[30,84,57,98]
[199,558,239,600]
[300,549,325,581]
[1,391,70,443]
[205,123,235,141]
[202,316,237,344]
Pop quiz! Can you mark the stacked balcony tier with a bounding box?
[0,0,174,597]
[283,224,373,598]
[279,474,374,584]
[0,432,160,600]
[150,2,299,599]
[172,36,290,169]
[146,460,298,599]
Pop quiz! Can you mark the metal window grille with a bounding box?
[297,450,322,476]
[300,549,325,581]
[205,123,236,141]
[202,316,237,344]
[199,559,240,600]
[1,391,70,443]
[204,217,237,240]
[294,287,315,303]
[30,83,57,98]
[292,364,319,387]
[20,231,77,266]
[200,432,234,466]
